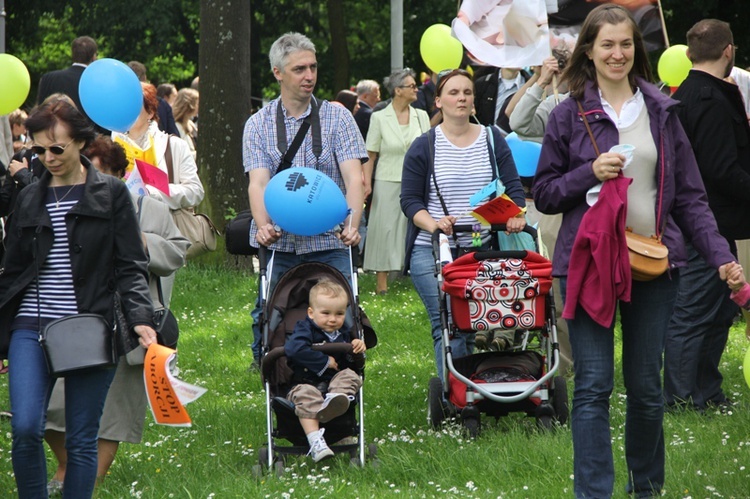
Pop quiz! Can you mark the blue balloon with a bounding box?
[507,137,542,177]
[264,167,349,236]
[79,59,143,132]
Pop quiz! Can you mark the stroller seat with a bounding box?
[253,256,377,474]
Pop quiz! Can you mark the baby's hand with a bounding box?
[351,338,366,354]
[725,262,746,292]
[327,356,339,371]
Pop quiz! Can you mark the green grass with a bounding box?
[2,263,750,498]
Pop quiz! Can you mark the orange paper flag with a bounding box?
[470,193,523,225]
[145,344,206,427]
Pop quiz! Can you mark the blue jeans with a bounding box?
[410,245,473,382]
[8,329,115,498]
[561,273,679,498]
[664,243,736,409]
[251,249,353,359]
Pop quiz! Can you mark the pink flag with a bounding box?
[135,159,170,196]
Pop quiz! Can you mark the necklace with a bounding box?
[52,184,79,209]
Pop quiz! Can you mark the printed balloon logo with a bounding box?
[286,172,309,191]
[265,167,349,236]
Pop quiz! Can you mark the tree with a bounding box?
[6,0,199,109]
[327,0,350,92]
[196,0,252,265]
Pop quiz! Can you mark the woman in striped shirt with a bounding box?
[401,69,527,381]
[0,99,157,498]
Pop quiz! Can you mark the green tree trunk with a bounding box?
[327,0,350,91]
[195,0,253,266]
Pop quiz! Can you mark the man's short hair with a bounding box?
[269,32,316,73]
[355,79,380,97]
[128,61,148,82]
[309,279,348,309]
[686,19,733,64]
[157,83,177,100]
[71,36,97,64]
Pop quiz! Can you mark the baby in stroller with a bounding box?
[285,280,367,462]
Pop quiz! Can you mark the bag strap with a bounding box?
[576,100,601,156]
[276,97,322,172]
[485,126,500,186]
[136,195,166,309]
[577,100,665,240]
[165,135,175,183]
[427,129,461,249]
[279,119,311,172]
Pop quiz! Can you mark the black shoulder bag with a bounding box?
[38,202,117,377]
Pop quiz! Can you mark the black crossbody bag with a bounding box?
[36,219,117,377]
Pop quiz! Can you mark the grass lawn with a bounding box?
[1,261,749,498]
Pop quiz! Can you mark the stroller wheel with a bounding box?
[536,414,554,430]
[427,377,447,428]
[258,447,270,468]
[552,376,569,426]
[368,443,378,458]
[464,417,480,438]
[461,405,481,438]
[535,403,556,431]
[350,456,364,468]
[274,459,286,477]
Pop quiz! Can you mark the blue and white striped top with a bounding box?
[13,185,84,330]
[415,126,493,248]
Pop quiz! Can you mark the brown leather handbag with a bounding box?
[625,229,669,281]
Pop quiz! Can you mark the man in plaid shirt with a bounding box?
[243,32,367,365]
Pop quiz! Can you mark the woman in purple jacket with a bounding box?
[533,5,735,498]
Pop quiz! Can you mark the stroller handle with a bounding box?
[432,224,539,245]
[431,225,540,262]
[258,245,269,276]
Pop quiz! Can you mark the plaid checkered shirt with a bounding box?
[242,97,367,254]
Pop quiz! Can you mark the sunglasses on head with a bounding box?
[436,68,472,94]
[30,138,76,156]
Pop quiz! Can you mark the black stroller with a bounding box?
[253,246,378,476]
[427,224,568,436]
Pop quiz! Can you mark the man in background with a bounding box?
[37,36,98,124]
[665,19,750,412]
[353,79,381,139]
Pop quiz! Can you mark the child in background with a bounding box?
[285,280,366,462]
[724,262,750,341]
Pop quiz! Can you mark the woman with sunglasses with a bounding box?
[0,94,74,225]
[363,69,430,294]
[401,68,527,380]
[0,99,158,498]
[533,6,735,497]
[43,136,189,495]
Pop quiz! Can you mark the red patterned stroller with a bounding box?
[428,224,568,436]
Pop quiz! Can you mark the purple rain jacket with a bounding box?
[532,77,734,278]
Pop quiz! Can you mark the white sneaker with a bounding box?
[307,429,334,462]
[316,393,349,423]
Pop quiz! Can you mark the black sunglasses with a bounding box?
[31,138,76,156]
